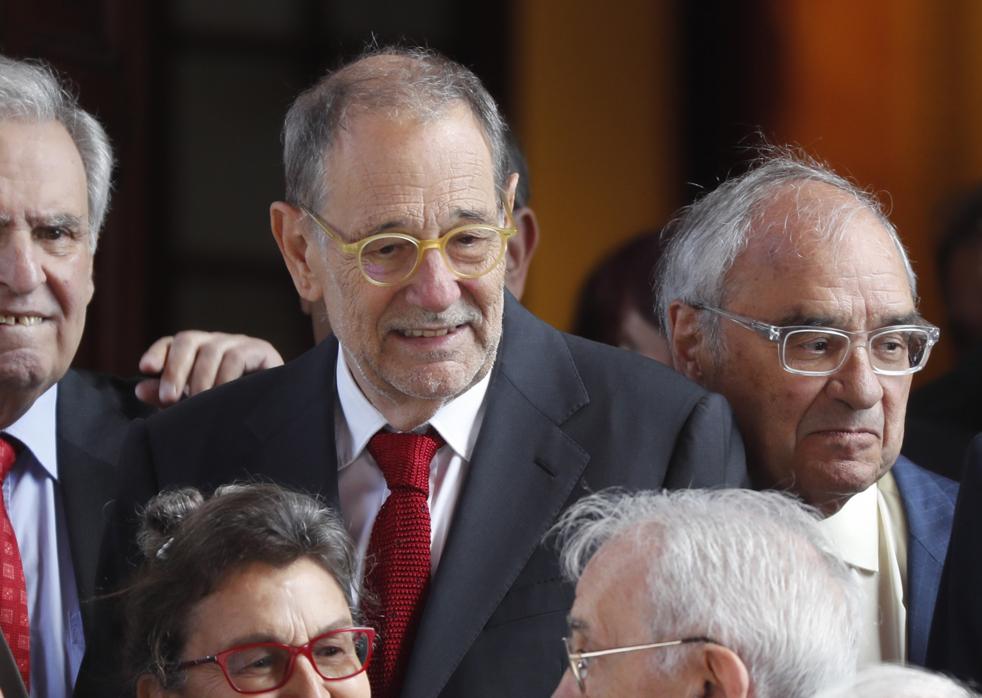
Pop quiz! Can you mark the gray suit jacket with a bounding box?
[96,294,747,698]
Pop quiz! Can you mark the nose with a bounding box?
[551,669,580,698]
[402,245,461,312]
[826,344,884,410]
[0,231,44,295]
[278,655,328,697]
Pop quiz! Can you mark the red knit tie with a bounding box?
[0,438,29,690]
[364,429,443,698]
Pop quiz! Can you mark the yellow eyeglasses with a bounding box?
[299,204,517,287]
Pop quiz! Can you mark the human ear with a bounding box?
[504,206,539,300]
[270,201,323,302]
[702,644,750,698]
[668,301,710,381]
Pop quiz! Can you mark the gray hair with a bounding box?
[0,54,113,249]
[815,663,980,698]
[654,149,917,344]
[553,488,861,698]
[124,483,360,691]
[282,46,510,212]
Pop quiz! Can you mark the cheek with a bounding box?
[881,379,911,433]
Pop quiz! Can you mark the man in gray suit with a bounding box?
[102,46,746,698]
[0,55,283,697]
[656,151,957,667]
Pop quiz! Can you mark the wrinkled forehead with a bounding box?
[751,181,884,255]
[726,182,915,310]
[0,118,88,217]
[320,106,499,229]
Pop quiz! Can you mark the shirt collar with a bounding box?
[5,383,59,480]
[335,350,492,469]
[816,481,879,572]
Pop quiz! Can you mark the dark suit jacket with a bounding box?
[0,370,150,698]
[891,456,958,666]
[100,295,747,698]
[925,433,982,684]
[903,347,982,481]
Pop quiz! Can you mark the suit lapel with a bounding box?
[892,456,957,665]
[401,296,590,698]
[241,339,341,507]
[56,370,141,635]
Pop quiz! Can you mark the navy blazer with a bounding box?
[0,371,149,698]
[93,294,748,698]
[891,455,958,666]
[925,433,982,684]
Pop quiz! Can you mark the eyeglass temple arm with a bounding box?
[691,303,781,342]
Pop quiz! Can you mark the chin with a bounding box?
[0,350,53,391]
[388,359,491,401]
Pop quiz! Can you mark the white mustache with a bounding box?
[385,307,482,333]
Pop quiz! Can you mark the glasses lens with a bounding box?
[359,236,419,283]
[782,329,850,374]
[870,327,932,373]
[444,226,505,278]
[224,645,291,692]
[311,630,372,680]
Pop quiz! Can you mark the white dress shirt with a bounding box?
[5,384,85,697]
[817,472,909,665]
[335,350,491,586]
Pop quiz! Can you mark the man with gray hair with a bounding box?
[102,46,747,698]
[0,55,282,697]
[655,151,958,667]
[550,488,860,697]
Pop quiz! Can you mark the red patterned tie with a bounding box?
[0,438,29,690]
[364,429,444,698]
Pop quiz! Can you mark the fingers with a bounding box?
[156,330,211,404]
[137,331,284,408]
[138,336,174,375]
[134,378,166,408]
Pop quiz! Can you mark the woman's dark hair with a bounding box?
[123,483,359,690]
[572,230,665,345]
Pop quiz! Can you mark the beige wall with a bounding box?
[514,0,679,331]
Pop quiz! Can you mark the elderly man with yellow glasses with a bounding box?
[86,47,747,698]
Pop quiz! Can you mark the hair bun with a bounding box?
[136,488,205,560]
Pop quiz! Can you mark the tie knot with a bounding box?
[368,429,444,492]
[0,438,16,480]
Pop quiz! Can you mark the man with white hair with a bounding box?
[0,55,282,697]
[550,488,860,697]
[655,151,958,666]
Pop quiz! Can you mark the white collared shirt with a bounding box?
[4,383,85,697]
[335,350,491,584]
[817,472,908,665]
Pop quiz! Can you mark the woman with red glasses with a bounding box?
[123,483,372,697]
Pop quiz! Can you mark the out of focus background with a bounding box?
[2,0,981,387]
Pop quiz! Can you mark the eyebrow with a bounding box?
[352,206,499,239]
[567,615,588,633]
[27,213,86,230]
[772,311,925,329]
[217,619,356,649]
[0,212,85,229]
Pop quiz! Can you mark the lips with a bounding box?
[0,314,43,326]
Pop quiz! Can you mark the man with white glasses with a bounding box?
[656,150,958,667]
